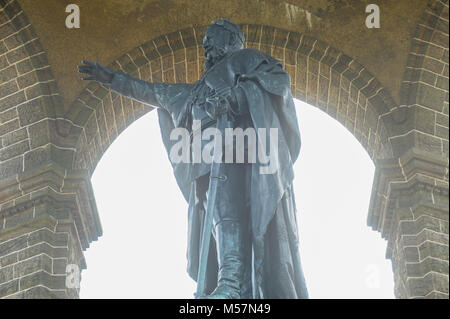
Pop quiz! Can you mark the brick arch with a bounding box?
[70,24,397,174]
[396,0,449,159]
[1,1,100,299]
[401,0,448,106]
[368,0,449,299]
[0,0,67,180]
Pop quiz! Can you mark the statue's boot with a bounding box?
[204,219,244,299]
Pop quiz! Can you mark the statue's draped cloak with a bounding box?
[111,48,308,298]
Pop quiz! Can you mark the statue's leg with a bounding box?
[203,163,250,299]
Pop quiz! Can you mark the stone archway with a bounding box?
[0,0,101,299]
[64,23,400,296]
[0,0,448,299]
[368,0,449,299]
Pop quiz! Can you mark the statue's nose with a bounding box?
[203,35,213,47]
[203,39,212,52]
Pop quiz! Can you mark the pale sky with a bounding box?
[79,99,395,299]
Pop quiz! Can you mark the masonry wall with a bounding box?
[0,0,101,298]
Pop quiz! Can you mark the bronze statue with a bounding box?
[78,19,308,299]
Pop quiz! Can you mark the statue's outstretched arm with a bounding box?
[77,60,166,108]
[78,60,115,84]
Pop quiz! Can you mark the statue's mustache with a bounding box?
[204,45,228,70]
[205,45,227,59]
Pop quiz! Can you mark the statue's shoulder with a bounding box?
[232,48,272,61]
[229,48,279,71]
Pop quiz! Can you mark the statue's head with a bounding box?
[203,19,245,70]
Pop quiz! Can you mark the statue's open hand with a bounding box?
[77,60,115,84]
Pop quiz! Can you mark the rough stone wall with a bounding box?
[1,0,57,179]
[368,0,449,299]
[0,0,101,298]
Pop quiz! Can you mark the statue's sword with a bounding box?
[195,111,227,298]
[195,76,233,298]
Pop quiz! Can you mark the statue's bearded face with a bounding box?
[203,25,232,69]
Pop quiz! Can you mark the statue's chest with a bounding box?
[189,83,214,124]
[186,59,236,129]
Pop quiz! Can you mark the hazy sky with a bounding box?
[80,99,394,299]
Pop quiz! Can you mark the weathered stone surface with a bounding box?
[4,285,66,299]
[0,265,13,284]
[0,279,19,298]
[0,139,30,161]
[0,235,28,257]
[0,118,19,136]
[0,253,18,268]
[19,270,65,291]
[1,128,28,147]
[13,254,52,278]
[0,156,23,179]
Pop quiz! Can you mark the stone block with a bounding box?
[16,59,33,75]
[16,71,38,90]
[0,253,18,267]
[13,254,52,278]
[4,285,66,299]
[0,156,23,179]
[419,241,449,261]
[0,139,30,161]
[1,127,27,147]
[435,124,448,140]
[416,83,446,112]
[0,279,19,298]
[416,229,449,246]
[23,144,74,171]
[27,119,51,149]
[52,258,67,275]
[0,91,26,113]
[17,98,50,126]
[4,208,33,229]
[18,243,68,261]
[19,270,65,291]
[0,265,13,284]
[0,108,17,126]
[404,246,420,262]
[415,106,435,135]
[408,277,431,297]
[406,257,449,278]
[0,235,27,258]
[27,228,68,247]
[6,46,28,64]
[415,215,444,234]
[0,79,19,97]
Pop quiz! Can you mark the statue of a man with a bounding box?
[78,19,308,299]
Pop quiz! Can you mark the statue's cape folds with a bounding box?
[156,48,308,298]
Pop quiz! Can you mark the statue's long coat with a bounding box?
[111,48,308,298]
